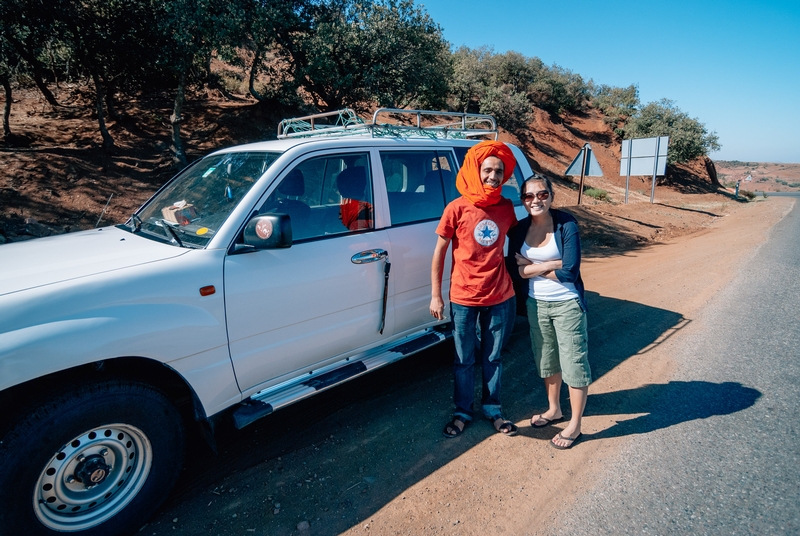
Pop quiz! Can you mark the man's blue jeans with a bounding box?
[450,297,515,422]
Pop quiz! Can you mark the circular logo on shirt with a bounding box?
[474,219,500,246]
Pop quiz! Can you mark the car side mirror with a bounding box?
[241,213,292,250]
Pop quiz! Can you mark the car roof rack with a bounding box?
[277,108,498,140]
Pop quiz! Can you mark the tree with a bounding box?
[0,0,60,107]
[282,0,450,111]
[591,83,639,135]
[156,0,237,164]
[358,0,450,109]
[479,84,531,132]
[623,99,721,164]
[233,0,310,103]
[448,46,492,113]
[527,64,589,115]
[0,36,19,138]
[448,47,532,131]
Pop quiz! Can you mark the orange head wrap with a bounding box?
[456,140,517,207]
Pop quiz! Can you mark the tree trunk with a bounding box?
[91,72,115,150]
[2,74,11,138]
[7,35,59,107]
[704,156,721,188]
[170,70,188,165]
[248,45,264,102]
[104,79,120,120]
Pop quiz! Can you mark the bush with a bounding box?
[591,83,639,133]
[584,188,609,201]
[479,84,531,131]
[740,190,756,200]
[621,99,721,164]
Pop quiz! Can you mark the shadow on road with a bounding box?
[583,381,761,441]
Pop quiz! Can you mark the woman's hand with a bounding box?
[518,259,562,279]
[515,253,533,266]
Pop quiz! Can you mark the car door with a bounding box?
[379,148,456,334]
[223,150,392,395]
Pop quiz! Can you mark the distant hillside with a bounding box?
[501,107,718,205]
[715,161,800,192]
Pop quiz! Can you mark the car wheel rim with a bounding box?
[33,423,153,532]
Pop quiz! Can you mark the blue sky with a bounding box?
[419,0,800,163]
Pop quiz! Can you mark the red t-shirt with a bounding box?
[436,197,516,307]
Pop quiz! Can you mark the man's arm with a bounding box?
[429,235,451,320]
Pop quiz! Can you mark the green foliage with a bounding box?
[1,0,724,164]
[740,190,756,200]
[527,64,590,115]
[448,46,594,131]
[591,83,639,135]
[584,187,609,201]
[283,0,450,111]
[479,84,531,132]
[622,99,721,164]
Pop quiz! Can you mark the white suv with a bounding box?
[0,109,533,535]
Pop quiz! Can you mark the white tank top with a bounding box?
[521,235,579,302]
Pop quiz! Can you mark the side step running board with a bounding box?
[231,325,452,429]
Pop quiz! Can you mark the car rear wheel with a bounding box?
[0,380,185,536]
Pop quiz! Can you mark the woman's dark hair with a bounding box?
[521,173,554,199]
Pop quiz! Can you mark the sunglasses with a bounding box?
[521,190,550,202]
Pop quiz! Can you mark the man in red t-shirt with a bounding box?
[430,140,519,438]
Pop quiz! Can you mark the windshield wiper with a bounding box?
[159,219,184,247]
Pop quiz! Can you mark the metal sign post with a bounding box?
[565,143,603,205]
[649,136,662,203]
[624,140,633,204]
[619,136,669,204]
[577,146,588,205]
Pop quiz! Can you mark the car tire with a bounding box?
[0,379,186,536]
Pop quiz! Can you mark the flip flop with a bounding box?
[442,417,469,438]
[550,432,581,450]
[530,414,565,428]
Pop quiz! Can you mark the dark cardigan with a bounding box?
[506,208,587,315]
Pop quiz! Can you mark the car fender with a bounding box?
[0,248,242,417]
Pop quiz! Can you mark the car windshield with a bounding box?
[132,152,281,248]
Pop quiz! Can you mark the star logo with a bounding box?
[474,219,499,246]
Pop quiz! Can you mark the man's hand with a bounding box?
[430,296,445,320]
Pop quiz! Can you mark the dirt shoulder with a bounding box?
[139,197,793,536]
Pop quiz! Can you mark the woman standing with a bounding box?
[508,175,591,449]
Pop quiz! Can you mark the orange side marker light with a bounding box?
[199,285,216,296]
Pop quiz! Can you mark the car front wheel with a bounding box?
[0,379,186,536]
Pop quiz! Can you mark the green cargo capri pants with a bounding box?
[526,297,592,388]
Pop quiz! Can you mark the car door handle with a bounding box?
[351,249,388,264]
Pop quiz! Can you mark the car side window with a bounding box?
[380,150,454,225]
[260,153,373,241]
[453,146,523,206]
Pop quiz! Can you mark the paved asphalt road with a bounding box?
[552,200,800,535]
[755,191,800,197]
